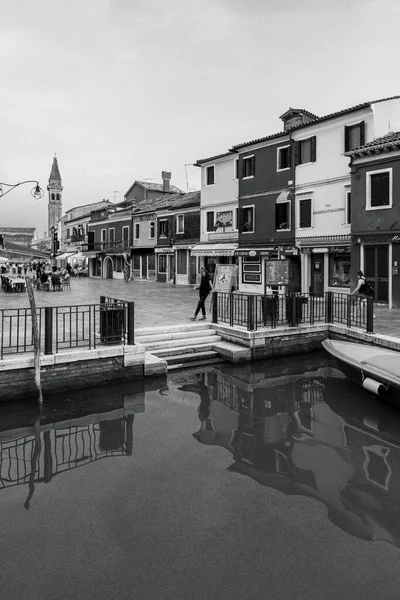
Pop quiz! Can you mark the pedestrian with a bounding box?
[351,270,375,321]
[190,266,213,321]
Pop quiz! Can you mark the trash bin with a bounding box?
[285,294,308,326]
[100,303,125,344]
[261,295,279,324]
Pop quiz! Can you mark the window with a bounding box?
[206,211,214,232]
[234,158,239,180]
[243,155,255,178]
[329,252,350,287]
[277,146,291,171]
[344,121,365,152]
[242,206,254,233]
[149,221,155,239]
[115,256,123,272]
[159,220,167,237]
[108,228,115,243]
[242,256,261,284]
[235,207,238,230]
[158,254,167,273]
[101,229,107,249]
[367,169,392,210]
[275,198,290,231]
[66,228,70,238]
[134,223,140,239]
[56,194,60,201]
[296,137,316,165]
[299,198,312,228]
[345,191,351,225]
[176,214,184,234]
[51,193,55,201]
[133,254,140,270]
[123,226,130,246]
[177,250,187,274]
[206,165,215,186]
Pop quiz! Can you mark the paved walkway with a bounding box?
[0,278,398,337]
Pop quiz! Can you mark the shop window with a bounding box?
[177,250,187,274]
[115,256,123,272]
[329,252,350,287]
[206,211,214,232]
[275,200,290,231]
[158,254,167,273]
[148,253,155,271]
[159,220,167,237]
[133,255,140,270]
[242,256,261,284]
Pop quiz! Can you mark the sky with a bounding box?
[1,0,400,236]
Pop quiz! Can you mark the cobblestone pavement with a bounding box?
[0,278,399,337]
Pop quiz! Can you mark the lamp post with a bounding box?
[0,178,45,404]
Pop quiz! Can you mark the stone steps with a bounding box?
[141,334,222,352]
[136,328,215,345]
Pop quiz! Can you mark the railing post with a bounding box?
[247,294,255,331]
[229,293,234,327]
[127,301,135,345]
[100,295,105,305]
[366,297,374,333]
[309,293,314,325]
[347,295,352,328]
[212,291,218,324]
[44,306,53,355]
[325,291,333,324]
[291,293,297,327]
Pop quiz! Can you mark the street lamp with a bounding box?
[0,180,44,200]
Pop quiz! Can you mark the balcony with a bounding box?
[80,241,130,254]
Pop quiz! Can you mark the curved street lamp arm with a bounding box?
[0,180,44,199]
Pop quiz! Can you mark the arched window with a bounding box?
[51,193,55,200]
[56,194,60,201]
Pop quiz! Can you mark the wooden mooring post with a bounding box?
[25,277,43,405]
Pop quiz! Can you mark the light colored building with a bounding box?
[192,152,239,279]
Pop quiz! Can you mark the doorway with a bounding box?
[168,254,175,283]
[141,255,148,279]
[103,257,113,279]
[364,245,388,303]
[311,253,324,296]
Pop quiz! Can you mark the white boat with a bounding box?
[322,339,400,401]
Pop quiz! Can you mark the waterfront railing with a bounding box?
[0,296,134,359]
[212,291,373,333]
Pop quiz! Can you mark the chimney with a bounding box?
[162,171,171,193]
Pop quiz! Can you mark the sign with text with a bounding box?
[265,260,289,285]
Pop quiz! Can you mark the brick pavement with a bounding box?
[0,278,399,337]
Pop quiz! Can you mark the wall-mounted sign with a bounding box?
[208,232,238,241]
[312,248,329,253]
[214,210,233,228]
[213,264,238,292]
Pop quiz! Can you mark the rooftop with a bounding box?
[132,190,200,216]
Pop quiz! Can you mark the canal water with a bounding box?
[1,353,400,600]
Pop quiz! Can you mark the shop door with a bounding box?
[168,254,175,283]
[188,255,197,285]
[364,245,388,303]
[141,255,148,279]
[311,254,324,296]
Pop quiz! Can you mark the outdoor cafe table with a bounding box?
[7,277,26,292]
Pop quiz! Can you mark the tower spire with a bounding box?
[47,154,63,235]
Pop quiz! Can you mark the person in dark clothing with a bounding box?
[191,266,213,320]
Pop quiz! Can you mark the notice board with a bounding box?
[213,264,238,292]
[265,260,289,285]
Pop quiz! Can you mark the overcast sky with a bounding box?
[1,0,399,235]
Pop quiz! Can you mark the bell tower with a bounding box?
[47,153,63,235]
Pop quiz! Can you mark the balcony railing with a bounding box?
[80,241,130,253]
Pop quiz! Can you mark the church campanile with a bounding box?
[47,153,63,235]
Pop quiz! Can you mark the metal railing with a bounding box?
[0,297,134,359]
[211,291,373,333]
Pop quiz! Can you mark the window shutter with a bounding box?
[287,147,292,168]
[251,156,255,176]
[310,136,317,162]
[238,207,245,232]
[359,121,365,146]
[344,126,350,152]
[294,142,300,166]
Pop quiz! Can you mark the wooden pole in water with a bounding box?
[26,277,43,404]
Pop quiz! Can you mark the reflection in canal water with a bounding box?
[185,357,400,548]
[0,382,145,507]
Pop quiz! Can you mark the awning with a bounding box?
[276,190,290,203]
[191,243,238,257]
[56,252,76,260]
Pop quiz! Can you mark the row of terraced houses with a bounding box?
[55,95,400,308]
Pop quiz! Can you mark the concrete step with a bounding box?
[168,356,225,371]
[153,342,216,358]
[136,328,216,344]
[166,350,221,366]
[136,322,212,337]
[143,335,222,352]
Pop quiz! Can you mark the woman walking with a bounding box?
[191,267,213,321]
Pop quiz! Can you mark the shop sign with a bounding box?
[331,246,351,253]
[208,232,238,241]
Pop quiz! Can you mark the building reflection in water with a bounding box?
[0,382,145,506]
[188,359,400,548]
